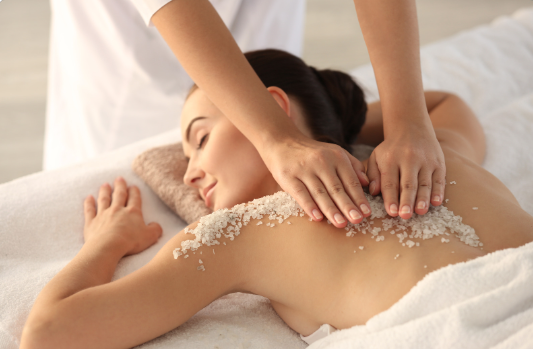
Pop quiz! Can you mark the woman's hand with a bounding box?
[84,177,162,256]
[265,134,372,228]
[366,124,446,220]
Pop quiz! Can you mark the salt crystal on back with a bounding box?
[197,265,205,271]
[473,207,478,210]
[173,191,482,266]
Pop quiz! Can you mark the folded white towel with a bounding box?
[309,242,533,348]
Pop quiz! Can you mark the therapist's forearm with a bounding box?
[352,0,429,138]
[152,0,298,148]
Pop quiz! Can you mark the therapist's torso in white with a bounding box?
[44,0,305,170]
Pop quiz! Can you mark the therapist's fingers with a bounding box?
[430,165,446,207]
[285,177,324,222]
[379,161,401,218]
[111,177,128,208]
[366,151,381,197]
[398,167,418,220]
[414,168,433,216]
[97,183,112,214]
[345,152,372,218]
[303,175,346,228]
[84,195,96,224]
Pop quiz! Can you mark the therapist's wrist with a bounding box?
[382,108,433,139]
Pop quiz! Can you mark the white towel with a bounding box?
[309,242,533,349]
[1,7,533,349]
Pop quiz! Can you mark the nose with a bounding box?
[183,158,204,188]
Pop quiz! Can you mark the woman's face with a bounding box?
[181,89,284,211]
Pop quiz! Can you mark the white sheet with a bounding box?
[1,7,533,349]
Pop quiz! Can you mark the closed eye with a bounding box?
[197,134,208,149]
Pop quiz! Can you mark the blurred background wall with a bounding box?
[0,0,530,184]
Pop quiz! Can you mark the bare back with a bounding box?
[232,143,533,336]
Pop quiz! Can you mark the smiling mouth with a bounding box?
[203,182,217,208]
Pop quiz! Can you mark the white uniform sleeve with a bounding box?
[131,0,173,26]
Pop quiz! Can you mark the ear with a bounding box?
[267,86,291,117]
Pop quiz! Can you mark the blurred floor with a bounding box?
[0,0,530,184]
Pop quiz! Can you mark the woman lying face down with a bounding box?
[20,50,533,349]
[181,49,368,218]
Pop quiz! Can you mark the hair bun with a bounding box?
[309,67,367,148]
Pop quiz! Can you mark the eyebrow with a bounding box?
[185,116,207,144]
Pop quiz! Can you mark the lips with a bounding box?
[202,182,217,208]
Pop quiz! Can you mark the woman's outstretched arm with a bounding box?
[151,0,372,229]
[20,178,241,349]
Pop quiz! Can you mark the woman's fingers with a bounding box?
[148,222,163,240]
[127,185,142,210]
[97,183,112,213]
[111,177,128,208]
[84,195,96,224]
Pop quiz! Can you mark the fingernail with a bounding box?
[360,204,370,215]
[400,205,411,214]
[312,209,323,220]
[362,173,369,184]
[390,204,398,215]
[417,201,426,209]
[334,213,346,224]
[350,210,362,220]
[369,181,376,195]
[432,195,441,203]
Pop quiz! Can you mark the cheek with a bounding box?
[203,125,275,208]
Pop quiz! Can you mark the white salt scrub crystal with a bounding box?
[450,181,457,184]
[424,265,427,268]
[173,191,306,259]
[473,207,478,210]
[445,199,449,203]
[287,222,292,225]
[394,254,400,260]
[441,238,450,243]
[173,191,482,266]
[213,249,215,254]
[199,259,203,264]
[405,240,415,248]
[197,265,205,271]
[257,221,263,225]
[359,246,364,250]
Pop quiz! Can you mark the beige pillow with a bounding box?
[132,143,212,224]
[132,142,374,224]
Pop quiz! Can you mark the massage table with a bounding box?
[1,7,533,348]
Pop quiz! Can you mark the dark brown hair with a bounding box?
[188,49,367,151]
[244,49,367,151]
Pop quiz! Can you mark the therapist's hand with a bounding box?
[265,134,372,228]
[365,123,446,220]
